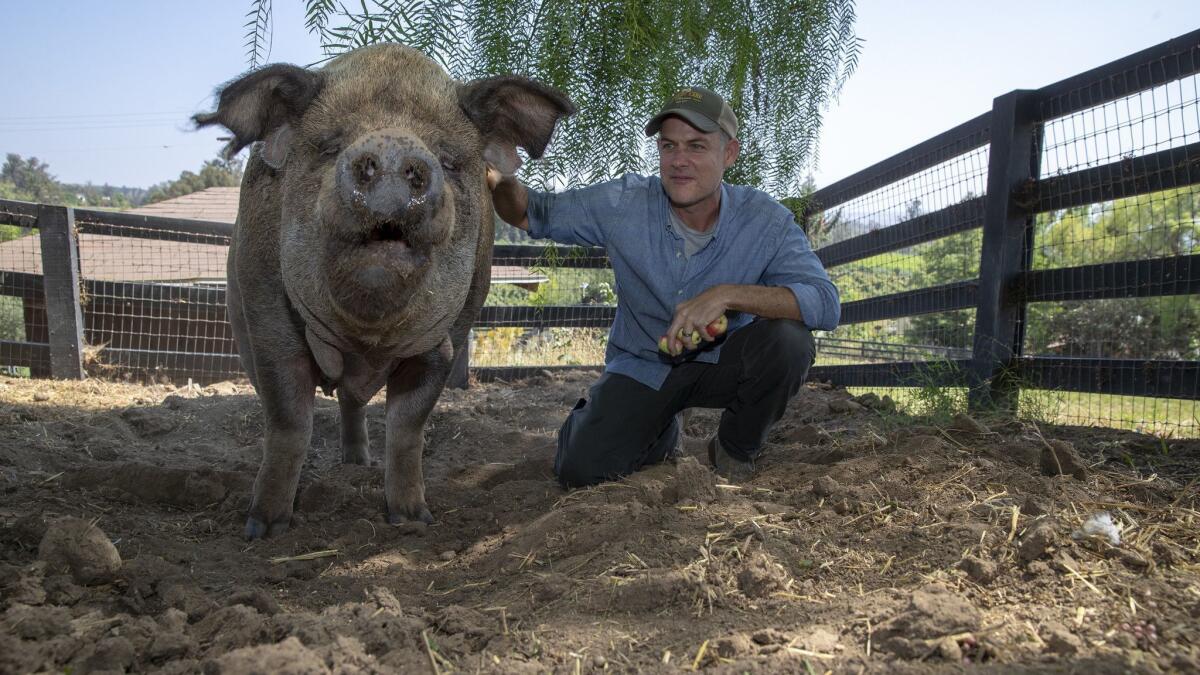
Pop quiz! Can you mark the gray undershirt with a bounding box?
[668,208,717,259]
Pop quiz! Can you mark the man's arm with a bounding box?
[487,168,529,231]
[486,168,627,248]
[720,284,801,321]
[664,284,799,354]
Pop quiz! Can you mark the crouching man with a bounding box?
[488,87,839,485]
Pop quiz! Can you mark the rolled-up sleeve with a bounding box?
[526,176,637,247]
[760,220,841,331]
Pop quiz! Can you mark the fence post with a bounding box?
[969,90,1041,412]
[36,204,86,379]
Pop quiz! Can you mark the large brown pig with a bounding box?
[195,45,573,539]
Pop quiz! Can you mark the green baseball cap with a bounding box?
[645,86,738,139]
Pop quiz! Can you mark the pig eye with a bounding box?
[439,154,460,174]
[316,136,343,158]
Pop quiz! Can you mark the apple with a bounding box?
[678,328,702,347]
[705,314,728,338]
[658,335,671,353]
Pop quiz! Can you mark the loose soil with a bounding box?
[1,373,1198,673]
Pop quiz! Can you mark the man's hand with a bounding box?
[486,166,503,191]
[487,166,530,231]
[661,284,804,356]
[665,286,729,355]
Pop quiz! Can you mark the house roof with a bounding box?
[126,187,241,224]
[0,233,227,283]
[0,186,547,286]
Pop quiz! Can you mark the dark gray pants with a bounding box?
[554,319,816,488]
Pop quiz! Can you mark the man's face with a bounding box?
[657,116,739,210]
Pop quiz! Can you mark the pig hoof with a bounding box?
[386,504,434,526]
[245,515,290,540]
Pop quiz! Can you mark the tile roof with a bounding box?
[126,187,240,223]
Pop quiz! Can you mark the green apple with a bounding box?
[678,328,701,347]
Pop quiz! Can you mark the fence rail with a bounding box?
[2,29,1199,433]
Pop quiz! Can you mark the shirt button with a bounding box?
[676,252,681,258]
[677,290,683,295]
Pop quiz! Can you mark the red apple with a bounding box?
[705,314,728,338]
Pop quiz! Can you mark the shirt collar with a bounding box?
[659,181,729,240]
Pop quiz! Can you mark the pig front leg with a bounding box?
[383,339,454,525]
[245,354,319,539]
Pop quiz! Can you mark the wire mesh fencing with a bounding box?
[1020,40,1200,435]
[71,216,241,384]
[804,29,1200,435]
[804,115,990,390]
[475,243,612,377]
[0,201,49,376]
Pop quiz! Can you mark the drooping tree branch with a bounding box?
[247,0,860,197]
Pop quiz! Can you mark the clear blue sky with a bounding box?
[2,1,1198,190]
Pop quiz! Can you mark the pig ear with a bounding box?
[459,76,575,174]
[193,64,322,165]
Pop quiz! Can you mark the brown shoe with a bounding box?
[707,436,755,481]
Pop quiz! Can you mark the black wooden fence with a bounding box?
[0,205,613,386]
[801,27,1200,419]
[2,29,1198,428]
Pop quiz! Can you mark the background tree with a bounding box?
[2,153,146,212]
[1,154,65,204]
[904,195,981,350]
[1026,188,1199,360]
[245,0,859,197]
[144,158,245,204]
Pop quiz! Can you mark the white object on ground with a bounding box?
[1071,511,1121,546]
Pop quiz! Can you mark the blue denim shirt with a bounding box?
[526,173,840,390]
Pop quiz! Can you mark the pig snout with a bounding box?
[336,130,446,243]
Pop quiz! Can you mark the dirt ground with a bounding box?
[1,371,1198,674]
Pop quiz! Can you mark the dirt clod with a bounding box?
[81,636,136,673]
[1019,519,1057,564]
[787,424,831,445]
[950,412,989,435]
[872,585,982,658]
[812,474,841,497]
[828,398,864,414]
[714,633,753,658]
[736,552,788,598]
[1021,494,1050,516]
[37,517,122,585]
[1040,439,1089,479]
[958,555,999,584]
[209,636,327,674]
[662,457,719,504]
[751,627,788,645]
[1040,621,1083,655]
[148,632,197,662]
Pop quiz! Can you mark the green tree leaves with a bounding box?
[143,158,244,205]
[1026,188,1200,360]
[2,154,63,203]
[248,0,860,197]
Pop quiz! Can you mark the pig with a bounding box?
[194,44,574,539]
